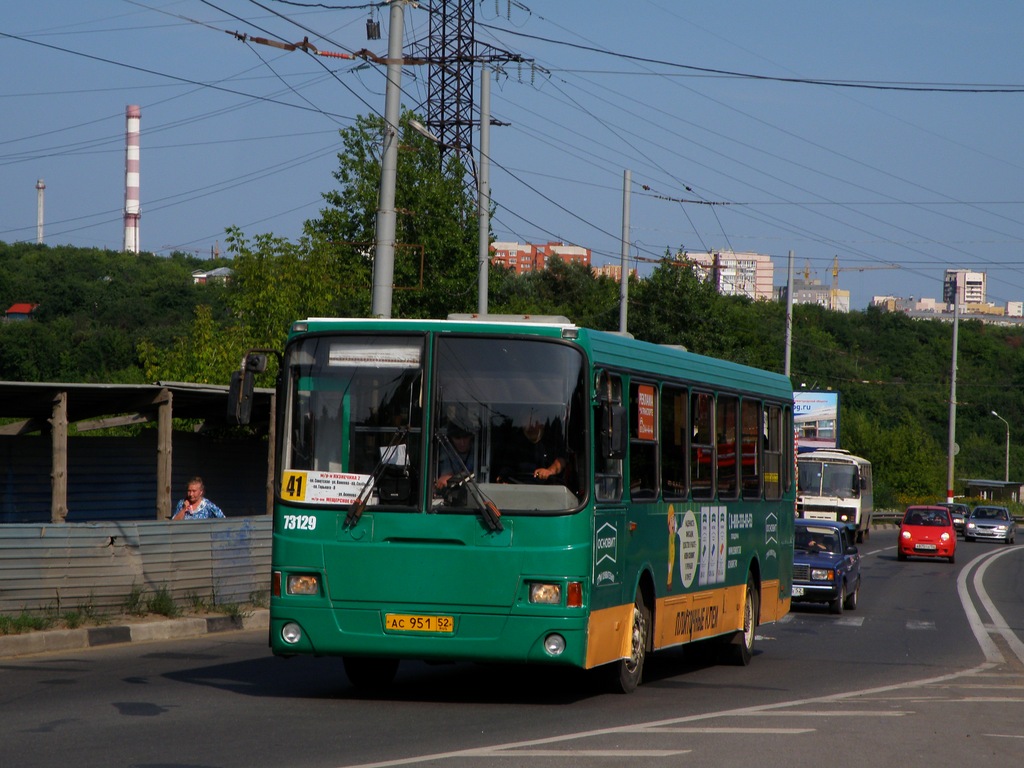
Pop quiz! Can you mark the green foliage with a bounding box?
[123,584,147,616]
[0,241,229,382]
[146,585,180,618]
[0,611,53,635]
[490,259,621,328]
[305,109,480,318]
[628,257,731,353]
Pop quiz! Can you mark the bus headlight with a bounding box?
[287,573,321,595]
[530,583,561,604]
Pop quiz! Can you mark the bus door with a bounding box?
[593,371,627,604]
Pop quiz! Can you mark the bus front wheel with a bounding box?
[343,656,399,692]
[608,589,650,694]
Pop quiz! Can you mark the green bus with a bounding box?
[232,315,795,693]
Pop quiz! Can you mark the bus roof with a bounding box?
[798,448,871,466]
[288,316,793,402]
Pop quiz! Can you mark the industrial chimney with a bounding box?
[36,179,45,244]
[123,105,141,252]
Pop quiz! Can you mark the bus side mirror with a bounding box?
[227,353,268,426]
[599,403,626,459]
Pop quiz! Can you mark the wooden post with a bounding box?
[156,388,172,519]
[49,391,68,523]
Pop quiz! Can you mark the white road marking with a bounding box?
[958,547,1024,665]
[641,727,814,734]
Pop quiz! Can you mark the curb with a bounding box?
[0,609,269,660]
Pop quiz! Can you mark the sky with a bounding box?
[3,1,1023,310]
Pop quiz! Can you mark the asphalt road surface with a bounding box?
[3,529,1022,768]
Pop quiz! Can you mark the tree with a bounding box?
[628,255,729,353]
[305,110,480,318]
[489,258,620,329]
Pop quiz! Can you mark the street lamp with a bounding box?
[991,410,1010,482]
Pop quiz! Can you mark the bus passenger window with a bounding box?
[629,381,658,501]
[717,394,739,499]
[764,405,784,500]
[661,386,687,500]
[741,399,762,499]
[690,392,714,500]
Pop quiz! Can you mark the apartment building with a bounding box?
[490,241,592,275]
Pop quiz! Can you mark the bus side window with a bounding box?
[690,392,715,500]
[717,394,739,499]
[741,398,762,499]
[628,381,658,501]
[763,404,784,500]
[661,386,688,500]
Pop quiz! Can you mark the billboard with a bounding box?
[794,390,839,453]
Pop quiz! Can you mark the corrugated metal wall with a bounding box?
[0,433,269,523]
[0,518,271,616]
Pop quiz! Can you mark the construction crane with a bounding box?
[830,256,899,311]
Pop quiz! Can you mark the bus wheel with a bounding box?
[723,576,758,666]
[343,656,399,692]
[609,590,650,694]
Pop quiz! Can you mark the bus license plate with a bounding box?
[385,614,454,633]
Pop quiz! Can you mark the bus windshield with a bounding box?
[279,332,587,514]
[798,460,860,499]
[433,336,587,513]
[281,334,426,507]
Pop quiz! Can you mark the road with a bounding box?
[3,530,1022,768]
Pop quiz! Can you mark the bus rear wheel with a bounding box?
[722,576,758,666]
[608,589,649,694]
[343,656,399,692]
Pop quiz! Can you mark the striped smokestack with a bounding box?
[123,104,141,252]
[36,179,45,244]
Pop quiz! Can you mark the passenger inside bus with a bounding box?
[435,421,477,491]
[495,416,566,484]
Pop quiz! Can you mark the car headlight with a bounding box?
[901,530,912,540]
[966,522,976,530]
[810,568,834,581]
[940,532,951,542]
[994,525,1008,532]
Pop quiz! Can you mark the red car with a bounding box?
[898,505,957,563]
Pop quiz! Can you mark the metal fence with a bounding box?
[0,518,271,616]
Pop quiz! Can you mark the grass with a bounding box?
[0,585,266,636]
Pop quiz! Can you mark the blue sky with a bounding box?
[2,1,1023,310]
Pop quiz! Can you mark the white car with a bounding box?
[964,505,1017,544]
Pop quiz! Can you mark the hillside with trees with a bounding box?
[3,111,1022,509]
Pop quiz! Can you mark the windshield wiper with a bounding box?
[437,432,503,532]
[344,427,409,529]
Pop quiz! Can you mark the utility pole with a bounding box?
[371,0,409,319]
[476,65,490,315]
[947,286,960,503]
[619,169,631,334]
[785,250,794,377]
